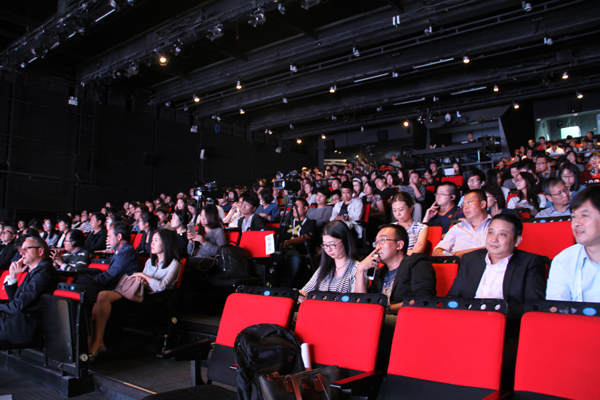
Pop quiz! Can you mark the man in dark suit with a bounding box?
[84,212,107,253]
[76,221,139,306]
[447,213,546,332]
[236,192,266,232]
[0,236,59,345]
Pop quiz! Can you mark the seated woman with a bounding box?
[363,181,386,223]
[299,221,358,301]
[482,184,509,217]
[42,218,59,247]
[507,172,546,215]
[136,210,159,254]
[255,188,279,222]
[88,229,181,359]
[390,192,428,255]
[580,151,600,183]
[559,162,586,199]
[187,204,226,258]
[223,198,243,227]
[352,178,365,199]
[302,181,317,205]
[170,209,190,256]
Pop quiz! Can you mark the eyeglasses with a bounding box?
[1,230,14,234]
[372,238,400,247]
[561,174,575,179]
[550,188,570,197]
[321,243,340,250]
[434,192,451,196]
[20,246,41,252]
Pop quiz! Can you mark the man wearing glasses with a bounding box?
[0,236,59,345]
[423,182,464,234]
[458,169,486,207]
[50,229,91,271]
[355,224,436,314]
[536,178,571,218]
[0,226,18,270]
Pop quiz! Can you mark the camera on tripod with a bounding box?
[273,171,301,193]
[193,181,218,203]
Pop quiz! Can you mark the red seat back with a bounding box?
[515,311,600,399]
[174,258,187,289]
[89,261,110,272]
[507,193,519,202]
[425,226,443,256]
[225,231,240,245]
[295,299,385,372]
[391,306,505,390]
[132,233,143,249]
[441,175,463,187]
[238,231,275,258]
[519,221,574,260]
[426,185,436,193]
[432,263,459,296]
[130,233,137,245]
[362,203,371,223]
[0,271,27,300]
[53,289,82,302]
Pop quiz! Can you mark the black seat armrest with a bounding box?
[331,370,384,395]
[159,339,212,361]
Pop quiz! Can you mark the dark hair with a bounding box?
[3,225,15,235]
[139,210,158,230]
[559,163,581,192]
[295,197,309,208]
[378,223,409,253]
[466,189,487,204]
[481,184,506,209]
[391,192,414,208]
[174,209,190,227]
[155,206,170,216]
[150,229,181,269]
[331,177,341,185]
[330,189,342,198]
[316,221,356,288]
[387,174,400,186]
[542,178,564,196]
[57,214,72,226]
[365,181,377,193]
[485,169,503,188]
[110,221,131,243]
[351,179,363,194]
[43,218,56,236]
[23,227,40,238]
[239,192,260,209]
[437,181,458,203]
[467,168,486,185]
[260,188,274,204]
[91,212,106,225]
[66,229,85,248]
[340,181,353,191]
[571,185,600,213]
[28,218,43,231]
[517,172,540,210]
[517,159,536,174]
[201,204,221,229]
[316,186,331,197]
[228,190,239,202]
[26,236,49,258]
[491,213,523,237]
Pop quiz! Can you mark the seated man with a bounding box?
[51,229,91,271]
[433,190,490,258]
[423,181,464,234]
[536,178,571,218]
[0,226,18,270]
[448,214,546,332]
[236,192,266,232]
[547,186,600,301]
[356,224,436,314]
[84,212,107,253]
[458,168,486,206]
[280,198,317,288]
[330,181,364,239]
[75,222,139,306]
[0,237,59,346]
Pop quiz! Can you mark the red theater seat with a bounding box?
[519,221,574,260]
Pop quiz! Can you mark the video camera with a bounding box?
[273,171,301,193]
[193,181,218,203]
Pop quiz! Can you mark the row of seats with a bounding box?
[147,287,600,400]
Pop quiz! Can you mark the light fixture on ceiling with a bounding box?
[249,7,266,27]
[239,108,245,114]
[544,37,553,45]
[165,101,171,107]
[290,64,297,72]
[193,93,200,103]
[424,25,432,36]
[282,97,288,103]
[433,96,439,102]
[457,110,462,118]
[207,22,224,41]
[331,115,337,121]
[403,120,409,127]
[377,106,383,112]
[329,85,336,93]
[392,71,399,78]
[577,91,583,99]
[352,46,360,57]
[173,42,182,56]
[297,138,302,144]
[493,85,499,92]
[522,1,532,11]
[463,55,470,64]
[190,125,198,133]
[562,71,569,80]
[278,3,285,14]
[321,134,326,139]
[289,123,294,129]
[513,101,520,109]
[158,51,168,65]
[361,126,364,132]
[301,0,321,10]
[236,80,242,90]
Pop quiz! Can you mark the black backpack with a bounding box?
[234,323,305,400]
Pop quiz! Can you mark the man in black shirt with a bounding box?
[84,212,107,253]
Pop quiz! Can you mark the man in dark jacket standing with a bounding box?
[0,236,59,345]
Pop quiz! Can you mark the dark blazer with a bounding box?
[447,248,546,336]
[84,229,107,252]
[136,229,157,254]
[0,259,59,344]
[0,242,18,270]
[369,253,436,306]
[237,215,266,232]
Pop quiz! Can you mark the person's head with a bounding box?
[89,212,106,232]
[453,162,462,175]
[155,206,170,224]
[1,225,16,244]
[340,181,353,203]
[331,177,341,191]
[80,210,89,222]
[589,151,600,170]
[386,173,398,187]
[509,163,520,180]
[260,188,274,205]
[486,214,523,262]
[517,159,536,175]
[364,181,377,196]
[486,169,503,188]
[536,155,551,174]
[292,198,309,221]
[528,139,535,148]
[360,175,369,185]
[374,224,409,262]
[315,186,330,206]
[587,131,594,140]
[23,228,40,238]
[429,161,438,173]
[146,201,155,213]
[108,221,130,250]
[150,228,180,268]
[28,218,43,232]
[374,176,386,191]
[482,184,506,210]
[468,132,474,140]
[320,221,356,269]
[570,186,600,248]
[64,229,85,253]
[330,189,341,204]
[17,220,26,230]
[20,236,48,267]
[550,140,559,150]
[175,198,187,211]
[435,182,458,206]
[515,171,536,194]
[565,150,577,165]
[171,209,189,230]
[43,218,55,234]
[199,204,220,229]
[559,163,581,192]
[539,137,546,145]
[138,210,158,232]
[391,192,414,224]
[423,168,434,184]
[466,169,486,190]
[352,179,363,195]
[542,178,570,210]
[57,215,72,233]
[462,190,487,222]
[391,154,397,161]
[239,192,260,217]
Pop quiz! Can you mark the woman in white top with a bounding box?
[303,181,317,206]
[88,229,181,360]
[391,192,428,255]
[507,172,546,215]
[352,178,366,199]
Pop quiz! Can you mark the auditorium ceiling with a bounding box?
[1,0,599,143]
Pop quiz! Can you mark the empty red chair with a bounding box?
[519,221,574,260]
[89,260,110,272]
[238,231,275,258]
[132,233,143,249]
[441,175,463,187]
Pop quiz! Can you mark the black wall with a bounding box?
[0,73,316,222]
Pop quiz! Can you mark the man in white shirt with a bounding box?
[433,190,490,258]
[547,186,600,302]
[330,181,364,238]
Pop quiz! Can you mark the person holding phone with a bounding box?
[187,204,226,258]
[330,181,364,239]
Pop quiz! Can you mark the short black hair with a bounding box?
[295,197,309,208]
[491,213,523,237]
[316,186,331,197]
[67,229,85,248]
[466,189,487,203]
[340,181,353,190]
[330,189,342,198]
[110,221,131,243]
[239,192,260,209]
[378,224,409,253]
[571,185,600,214]
[467,168,486,184]
[91,212,106,225]
[437,181,458,203]
[57,214,72,226]
[542,178,563,196]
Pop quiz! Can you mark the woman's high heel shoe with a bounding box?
[88,345,108,362]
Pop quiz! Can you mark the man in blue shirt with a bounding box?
[536,178,571,219]
[547,186,600,301]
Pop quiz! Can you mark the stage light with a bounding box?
[321,134,326,139]
[562,71,568,79]
[249,7,266,27]
[290,64,297,72]
[301,0,321,10]
[494,85,499,92]
[289,124,294,129]
[278,3,285,14]
[239,108,245,114]
[577,91,583,99]
[361,126,364,132]
[329,85,336,93]
[158,52,168,65]
[297,138,302,144]
[353,46,360,57]
[193,93,200,103]
[282,97,288,103]
[236,80,242,90]
[522,1,532,11]
[513,101,519,109]
[403,120,409,127]
[424,25,432,36]
[377,106,383,112]
[463,55,470,64]
[331,115,337,121]
[207,23,224,41]
[544,37,553,45]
